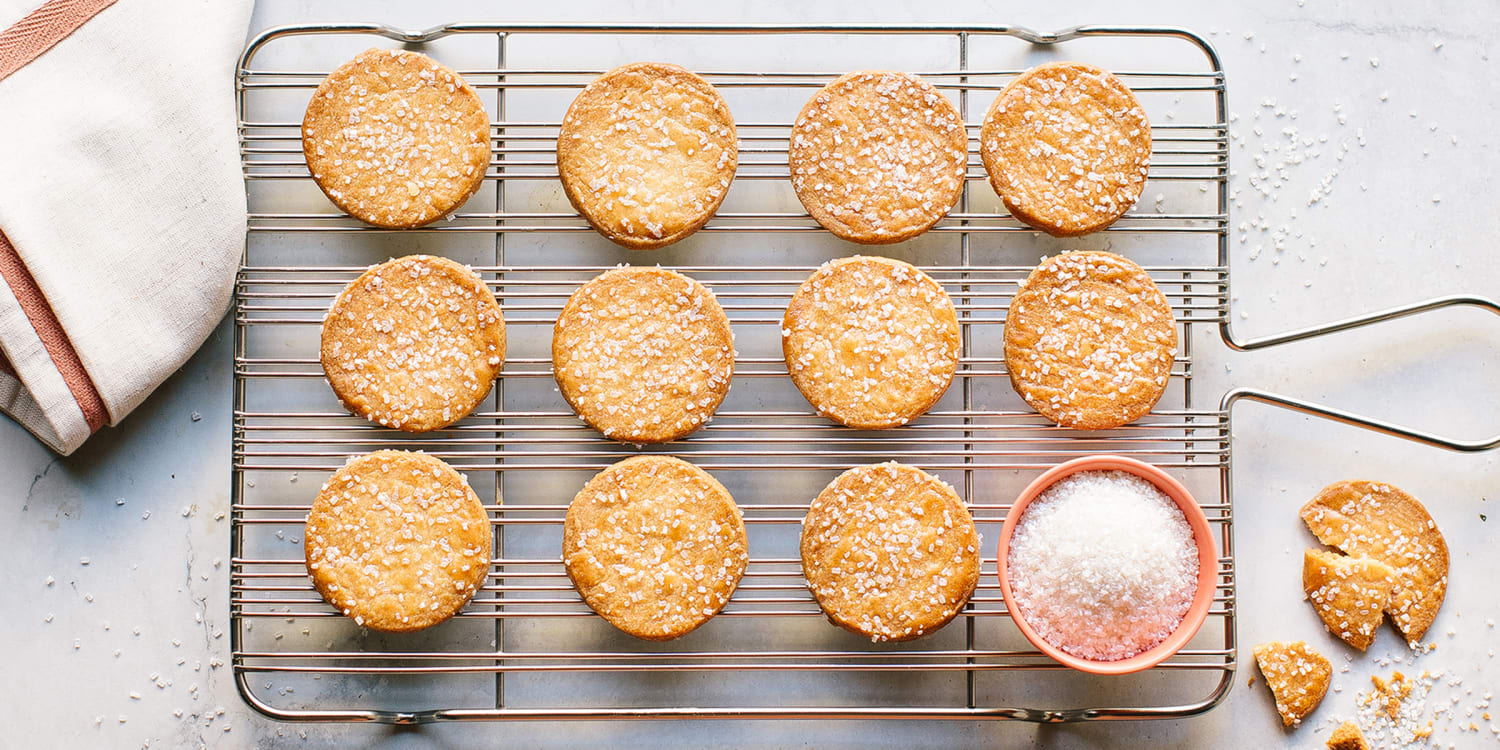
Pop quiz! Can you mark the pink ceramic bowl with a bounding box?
[995,455,1218,676]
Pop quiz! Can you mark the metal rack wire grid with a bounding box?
[233,23,1238,723]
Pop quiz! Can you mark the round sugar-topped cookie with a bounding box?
[979,61,1151,236]
[552,266,734,443]
[305,450,492,632]
[782,256,960,429]
[1003,251,1175,430]
[556,62,738,249]
[563,456,749,640]
[800,462,981,642]
[321,255,506,432]
[788,71,968,244]
[303,48,492,228]
[1300,480,1449,646]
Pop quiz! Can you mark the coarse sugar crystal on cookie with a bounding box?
[552,266,734,443]
[788,71,968,244]
[563,455,749,641]
[782,256,960,429]
[321,254,506,432]
[979,61,1151,237]
[304,450,493,633]
[302,48,492,228]
[1003,251,1176,430]
[1300,480,1449,646]
[800,462,980,642]
[556,62,737,249]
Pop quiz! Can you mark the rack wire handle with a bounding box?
[1219,293,1500,351]
[1221,387,1500,453]
[1219,293,1500,451]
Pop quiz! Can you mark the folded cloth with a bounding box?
[0,0,252,454]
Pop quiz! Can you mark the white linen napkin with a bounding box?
[0,0,252,454]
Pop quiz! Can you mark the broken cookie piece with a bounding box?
[1326,719,1369,750]
[1303,548,1395,650]
[1253,640,1332,727]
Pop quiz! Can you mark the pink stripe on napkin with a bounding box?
[0,0,118,83]
[0,229,108,431]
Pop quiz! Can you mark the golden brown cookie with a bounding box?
[800,462,980,642]
[980,61,1151,236]
[303,48,492,228]
[563,456,748,640]
[782,256,960,429]
[1300,480,1449,646]
[1303,548,1395,651]
[1004,251,1176,430]
[1327,720,1370,750]
[552,266,734,443]
[1252,640,1332,728]
[556,62,737,249]
[322,255,506,432]
[788,71,967,244]
[304,450,492,632]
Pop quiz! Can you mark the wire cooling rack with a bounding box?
[232,22,1498,725]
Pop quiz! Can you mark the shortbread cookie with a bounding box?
[788,71,967,244]
[305,451,492,632]
[556,63,737,249]
[800,462,980,642]
[1004,251,1176,430]
[782,256,960,429]
[1300,480,1449,645]
[552,266,734,443]
[1252,640,1332,728]
[980,61,1151,236]
[1303,548,1395,651]
[322,255,506,432]
[1327,720,1370,750]
[563,456,748,640]
[303,48,491,228]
